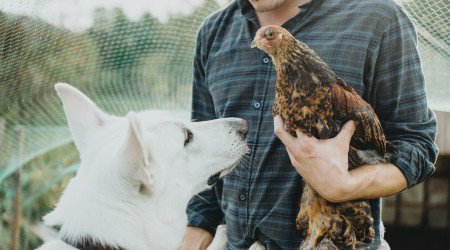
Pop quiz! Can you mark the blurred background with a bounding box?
[0,0,448,249]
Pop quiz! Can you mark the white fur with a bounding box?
[37,83,247,250]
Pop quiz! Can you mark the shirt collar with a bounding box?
[238,0,258,26]
[237,0,323,29]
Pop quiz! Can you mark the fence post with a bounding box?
[0,118,5,164]
[10,126,24,250]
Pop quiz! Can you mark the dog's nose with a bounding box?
[226,118,248,137]
[239,120,249,136]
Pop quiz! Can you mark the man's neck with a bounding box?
[255,0,309,27]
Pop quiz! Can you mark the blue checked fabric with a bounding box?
[187,0,438,249]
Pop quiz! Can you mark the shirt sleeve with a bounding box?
[186,23,224,236]
[186,180,225,236]
[368,6,438,188]
[190,22,217,121]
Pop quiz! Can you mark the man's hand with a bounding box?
[273,115,407,202]
[181,226,213,250]
[274,115,355,202]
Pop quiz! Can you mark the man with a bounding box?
[182,0,438,249]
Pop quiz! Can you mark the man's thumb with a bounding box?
[337,120,356,145]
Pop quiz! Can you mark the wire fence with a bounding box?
[0,0,449,249]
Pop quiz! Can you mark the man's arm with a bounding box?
[274,116,407,203]
[274,4,438,203]
[181,226,214,250]
[365,5,438,189]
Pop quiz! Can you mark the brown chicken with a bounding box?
[252,25,391,249]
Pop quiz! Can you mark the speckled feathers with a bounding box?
[252,25,390,249]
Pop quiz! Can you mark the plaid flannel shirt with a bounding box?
[187,0,438,249]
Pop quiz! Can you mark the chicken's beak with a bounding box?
[251,39,261,48]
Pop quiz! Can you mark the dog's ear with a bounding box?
[125,112,154,195]
[55,83,109,155]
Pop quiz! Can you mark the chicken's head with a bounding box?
[251,25,292,56]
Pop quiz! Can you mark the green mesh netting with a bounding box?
[0,0,223,180]
[401,0,450,110]
[0,0,449,248]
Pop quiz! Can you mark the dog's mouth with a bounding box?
[207,159,241,186]
[207,172,221,186]
[207,168,233,186]
[207,144,248,186]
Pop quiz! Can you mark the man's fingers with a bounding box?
[336,120,356,145]
[273,115,296,145]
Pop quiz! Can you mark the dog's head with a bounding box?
[48,83,247,213]
[44,84,247,245]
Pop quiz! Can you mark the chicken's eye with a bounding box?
[267,32,275,39]
[183,128,193,146]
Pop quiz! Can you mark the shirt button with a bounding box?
[246,147,252,155]
[239,194,246,201]
[262,57,270,64]
[254,102,261,109]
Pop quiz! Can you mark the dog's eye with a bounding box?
[183,128,193,146]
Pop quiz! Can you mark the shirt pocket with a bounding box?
[206,45,260,118]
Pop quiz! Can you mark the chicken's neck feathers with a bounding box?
[271,39,336,89]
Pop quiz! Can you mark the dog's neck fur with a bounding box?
[47,174,195,249]
[62,237,125,250]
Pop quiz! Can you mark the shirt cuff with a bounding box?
[186,208,220,236]
[388,141,435,188]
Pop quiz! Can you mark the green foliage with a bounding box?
[1,143,79,249]
[0,1,220,248]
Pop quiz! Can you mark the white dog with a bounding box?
[37,83,248,250]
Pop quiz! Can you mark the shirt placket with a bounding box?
[238,49,274,239]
